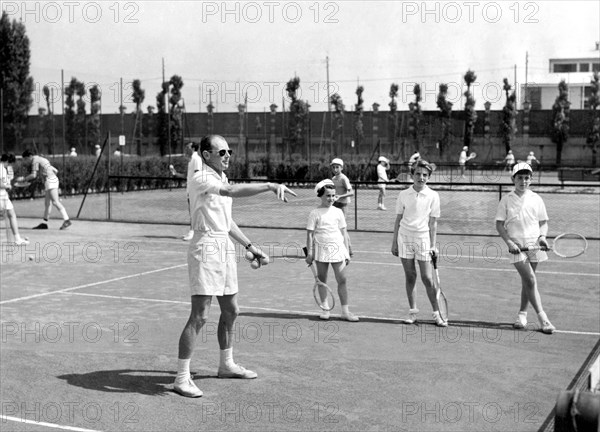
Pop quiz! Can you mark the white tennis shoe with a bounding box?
[173,378,203,398]
[218,364,257,379]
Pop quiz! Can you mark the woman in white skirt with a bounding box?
[305,179,358,322]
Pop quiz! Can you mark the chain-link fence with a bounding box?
[15,176,591,240]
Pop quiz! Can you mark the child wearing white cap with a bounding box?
[377,156,390,210]
[330,158,353,215]
[495,162,555,334]
[306,179,358,321]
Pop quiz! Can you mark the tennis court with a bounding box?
[1,195,599,432]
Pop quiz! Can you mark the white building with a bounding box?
[522,42,600,110]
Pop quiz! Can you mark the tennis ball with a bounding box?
[250,260,260,270]
[259,256,269,266]
[245,251,255,261]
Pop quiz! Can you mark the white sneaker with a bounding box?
[433,311,448,327]
[541,320,555,334]
[341,312,359,322]
[218,364,257,379]
[319,310,330,320]
[380,205,387,211]
[14,238,30,246]
[405,308,419,324]
[182,230,194,241]
[173,377,203,398]
[513,313,527,329]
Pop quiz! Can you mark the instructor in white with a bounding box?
[174,135,296,398]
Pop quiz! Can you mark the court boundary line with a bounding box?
[0,415,101,432]
[54,292,600,337]
[0,264,185,305]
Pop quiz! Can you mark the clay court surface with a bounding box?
[1,204,598,432]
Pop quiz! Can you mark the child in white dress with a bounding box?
[306,179,358,321]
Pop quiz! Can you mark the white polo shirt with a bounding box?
[186,152,202,194]
[395,185,441,234]
[188,164,232,234]
[377,164,388,182]
[495,189,548,239]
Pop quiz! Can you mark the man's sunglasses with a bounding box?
[207,149,233,157]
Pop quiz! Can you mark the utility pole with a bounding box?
[524,51,529,105]
[326,55,332,155]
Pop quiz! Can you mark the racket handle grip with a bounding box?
[520,246,549,252]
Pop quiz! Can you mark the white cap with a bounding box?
[512,162,533,177]
[314,179,335,195]
[330,158,344,167]
[529,151,534,155]
[378,156,389,164]
[463,146,468,151]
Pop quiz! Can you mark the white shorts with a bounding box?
[397,232,431,261]
[45,177,59,191]
[314,240,349,263]
[510,238,548,264]
[188,232,239,296]
[0,195,14,211]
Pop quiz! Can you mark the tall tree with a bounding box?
[0,12,35,151]
[330,93,345,155]
[285,76,309,155]
[88,85,101,152]
[586,72,600,166]
[42,85,54,153]
[354,85,364,152]
[501,78,517,154]
[132,79,145,155]
[169,75,184,152]
[436,83,453,156]
[552,80,570,165]
[409,84,422,151]
[64,78,83,150]
[463,69,477,151]
[155,81,169,155]
[388,83,399,152]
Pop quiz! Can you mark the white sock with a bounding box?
[220,348,234,368]
[176,358,191,382]
[321,300,330,310]
[341,305,350,315]
[59,208,69,220]
[537,311,549,323]
[518,311,527,321]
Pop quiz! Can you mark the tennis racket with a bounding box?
[308,262,336,311]
[519,232,588,258]
[467,152,477,161]
[430,251,448,322]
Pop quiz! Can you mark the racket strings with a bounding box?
[553,234,588,258]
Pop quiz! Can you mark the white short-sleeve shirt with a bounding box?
[332,173,352,204]
[307,206,348,262]
[495,189,548,239]
[186,152,203,194]
[395,185,441,234]
[188,165,232,234]
[377,164,388,182]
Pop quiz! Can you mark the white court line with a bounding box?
[62,292,600,337]
[0,264,185,305]
[0,416,101,432]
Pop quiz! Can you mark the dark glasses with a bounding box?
[208,149,233,157]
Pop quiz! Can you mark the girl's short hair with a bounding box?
[317,184,335,197]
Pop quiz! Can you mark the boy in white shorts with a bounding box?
[495,162,555,334]
[376,156,389,210]
[20,150,71,230]
[391,159,447,327]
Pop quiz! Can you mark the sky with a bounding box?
[2,0,599,114]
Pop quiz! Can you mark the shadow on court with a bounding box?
[1,219,598,432]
